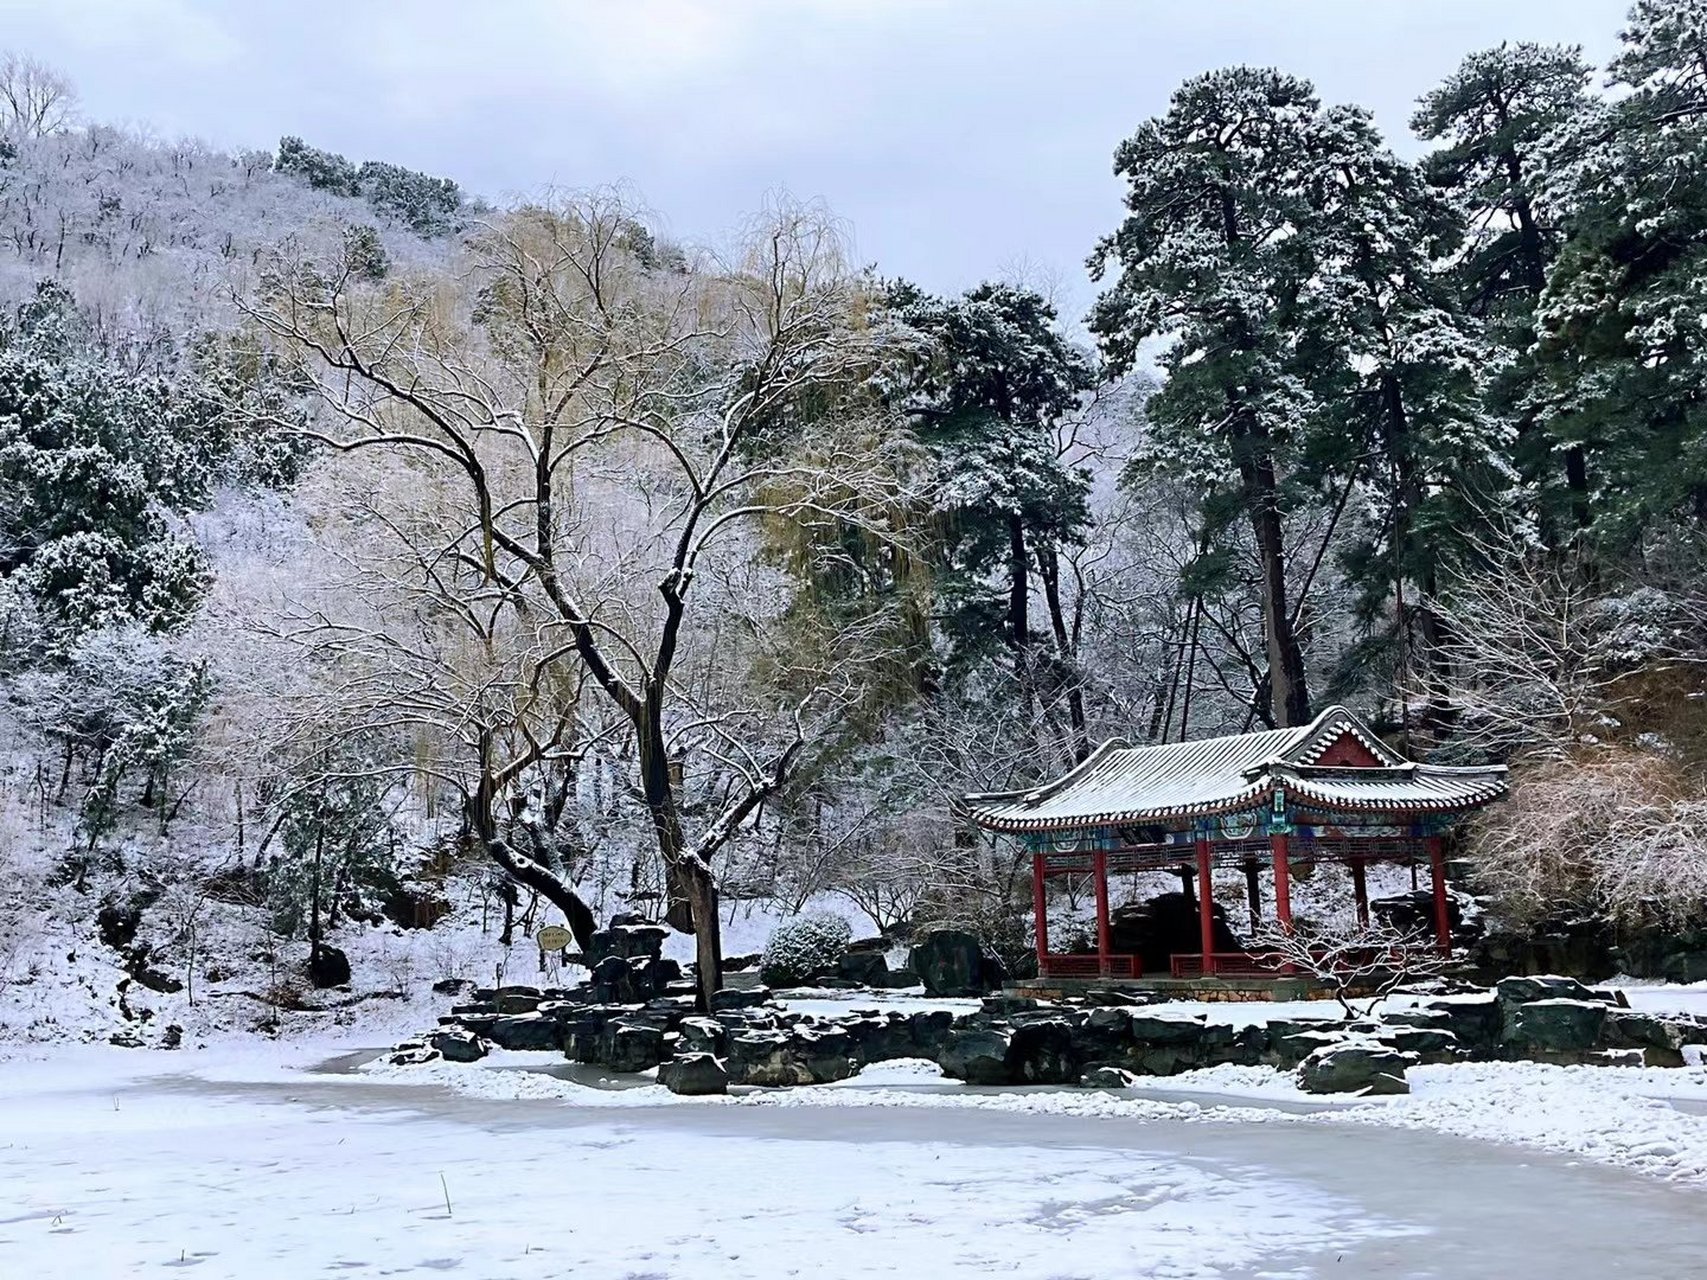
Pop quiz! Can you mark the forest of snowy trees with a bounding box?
[5,2,1707,1031]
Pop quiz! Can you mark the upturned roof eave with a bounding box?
[965,774,1508,834]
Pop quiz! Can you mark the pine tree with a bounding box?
[1412,41,1594,538]
[1089,68,1342,728]
[889,281,1096,756]
[0,284,214,638]
[1532,0,1707,546]
[1303,105,1511,694]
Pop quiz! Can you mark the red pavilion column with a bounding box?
[1093,848,1111,976]
[1032,850,1049,975]
[1271,831,1293,932]
[1428,835,1451,954]
[1195,831,1215,975]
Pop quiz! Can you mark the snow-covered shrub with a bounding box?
[1470,747,1707,928]
[759,912,852,987]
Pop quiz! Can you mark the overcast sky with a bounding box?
[0,0,1625,320]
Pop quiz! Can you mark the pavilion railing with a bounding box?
[1169,946,1421,980]
[1041,953,1141,979]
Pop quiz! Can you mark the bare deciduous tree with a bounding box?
[1250,917,1451,1020]
[0,51,76,138]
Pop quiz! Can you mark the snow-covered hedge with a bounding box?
[760,912,852,987]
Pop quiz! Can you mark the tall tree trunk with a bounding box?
[637,699,722,1011]
[1501,146,1590,539]
[1035,543,1090,762]
[1235,415,1310,727]
[1007,511,1030,650]
[309,814,324,963]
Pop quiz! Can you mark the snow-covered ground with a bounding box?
[7,1039,1707,1279]
[0,1042,1399,1279]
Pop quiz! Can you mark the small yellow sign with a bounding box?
[535,924,573,952]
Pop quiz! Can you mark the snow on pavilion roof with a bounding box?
[962,705,1506,833]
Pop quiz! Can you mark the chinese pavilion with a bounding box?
[963,706,1507,981]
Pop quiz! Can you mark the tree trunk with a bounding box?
[636,699,724,1011]
[309,816,324,965]
[1236,420,1310,727]
[1035,543,1090,762]
[1564,444,1590,532]
[683,858,723,1014]
[1007,510,1031,653]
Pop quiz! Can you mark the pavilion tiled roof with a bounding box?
[962,705,1506,833]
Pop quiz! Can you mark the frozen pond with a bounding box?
[4,1047,1702,1279]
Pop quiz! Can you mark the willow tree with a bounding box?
[245,194,915,1008]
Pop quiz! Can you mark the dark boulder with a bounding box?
[1468,923,1616,984]
[1503,998,1607,1058]
[712,986,774,1012]
[96,898,146,950]
[1270,1027,1354,1070]
[589,955,679,1004]
[938,1026,1016,1085]
[131,957,184,994]
[793,1027,860,1083]
[1495,974,1601,1009]
[909,930,1007,997]
[659,1052,729,1096]
[1420,994,1502,1054]
[1076,1005,1138,1063]
[1123,1012,1213,1075]
[1377,1026,1460,1064]
[1298,1043,1414,1095]
[388,1041,437,1066]
[1602,1010,1688,1068]
[1007,1018,1081,1084]
[677,1015,730,1057]
[307,945,351,989]
[727,1030,811,1087]
[907,1009,956,1059]
[381,882,451,930]
[1082,1065,1139,1089]
[1201,1022,1271,1068]
[1106,892,1240,976]
[493,987,542,1014]
[837,949,889,987]
[488,1013,564,1052]
[428,1028,489,1063]
[587,922,670,966]
[1614,926,1707,984]
[605,1021,668,1074]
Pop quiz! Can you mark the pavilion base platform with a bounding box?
[1010,973,1324,1002]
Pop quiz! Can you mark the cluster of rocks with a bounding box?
[1467,917,1707,987]
[389,931,1705,1099]
[754,927,1009,997]
[1271,974,1701,1095]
